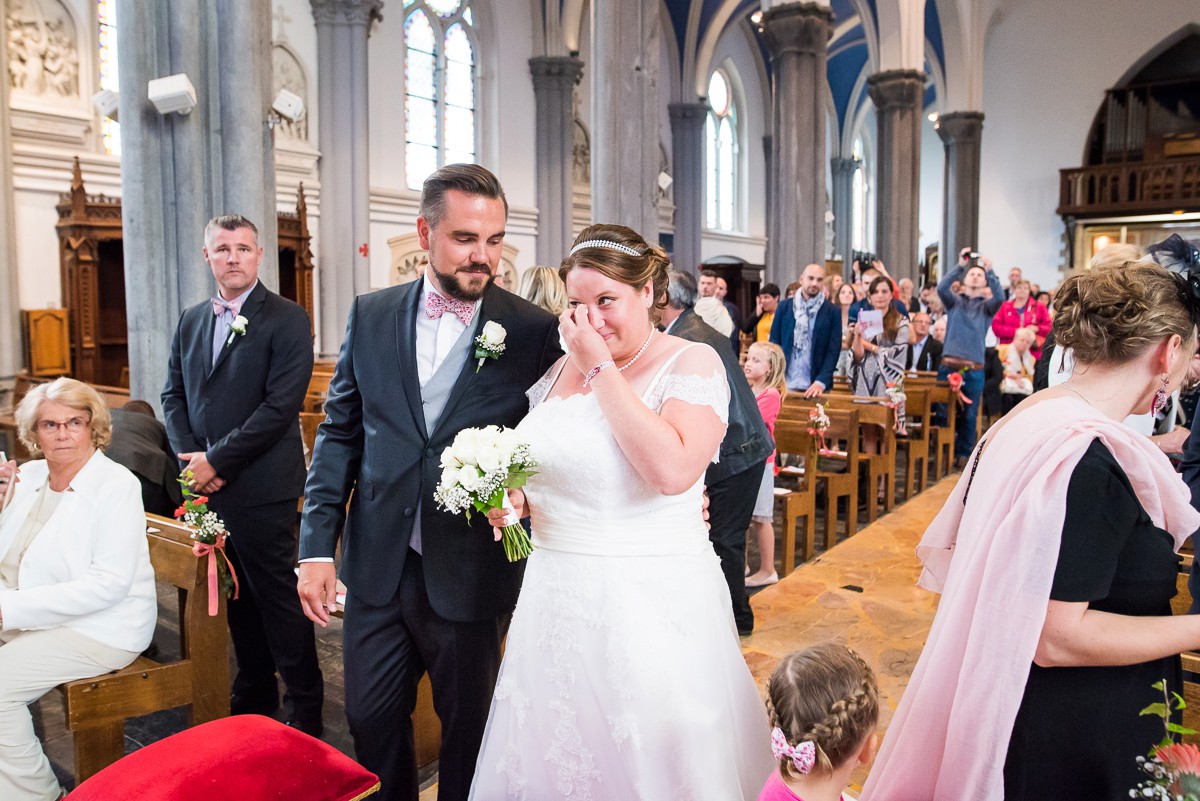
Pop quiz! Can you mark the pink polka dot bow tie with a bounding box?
[425,291,475,325]
[771,727,816,775]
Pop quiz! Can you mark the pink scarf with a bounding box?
[861,396,1200,801]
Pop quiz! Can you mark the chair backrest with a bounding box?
[904,387,932,442]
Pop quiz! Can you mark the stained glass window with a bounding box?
[404,2,477,190]
[98,0,120,156]
[706,70,738,231]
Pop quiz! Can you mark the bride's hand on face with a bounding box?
[560,305,612,377]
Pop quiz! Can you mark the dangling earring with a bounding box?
[1152,373,1170,416]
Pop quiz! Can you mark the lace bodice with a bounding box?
[517,344,729,556]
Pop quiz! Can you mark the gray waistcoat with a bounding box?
[411,322,477,552]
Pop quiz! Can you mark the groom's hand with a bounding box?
[298,561,339,627]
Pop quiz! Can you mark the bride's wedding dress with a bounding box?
[469,343,773,800]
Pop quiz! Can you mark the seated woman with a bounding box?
[862,261,1200,801]
[1000,328,1037,414]
[0,378,157,801]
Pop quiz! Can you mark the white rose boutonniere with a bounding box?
[226,315,248,347]
[475,320,507,373]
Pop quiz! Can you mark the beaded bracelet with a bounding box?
[583,360,615,386]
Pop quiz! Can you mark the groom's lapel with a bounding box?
[430,285,499,441]
[395,284,429,441]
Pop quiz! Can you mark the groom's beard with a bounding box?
[438,263,492,301]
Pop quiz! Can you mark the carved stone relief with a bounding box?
[387,232,519,288]
[272,44,308,141]
[6,0,79,99]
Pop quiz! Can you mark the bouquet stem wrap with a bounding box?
[191,535,240,616]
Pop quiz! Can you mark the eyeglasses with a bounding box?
[35,417,89,434]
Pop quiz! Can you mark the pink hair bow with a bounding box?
[771,727,816,774]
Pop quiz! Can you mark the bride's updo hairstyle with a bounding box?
[1053,261,1198,366]
[560,224,671,324]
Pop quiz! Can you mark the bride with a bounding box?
[468,224,772,800]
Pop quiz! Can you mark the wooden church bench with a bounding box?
[57,514,230,782]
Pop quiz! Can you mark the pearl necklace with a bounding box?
[618,328,656,372]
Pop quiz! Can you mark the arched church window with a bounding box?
[705,70,737,231]
[98,0,120,155]
[403,0,477,190]
[851,135,870,252]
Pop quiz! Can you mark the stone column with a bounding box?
[218,0,279,283]
[590,0,660,239]
[118,0,276,406]
[762,2,832,286]
[762,134,773,278]
[530,56,583,265]
[867,69,924,282]
[936,111,984,269]
[668,102,707,275]
[311,0,380,357]
[830,157,856,271]
[0,23,21,381]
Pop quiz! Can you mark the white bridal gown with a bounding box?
[469,343,773,801]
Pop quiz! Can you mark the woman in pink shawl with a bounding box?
[862,261,1200,801]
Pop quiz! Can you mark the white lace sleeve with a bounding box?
[526,358,566,409]
[645,344,730,425]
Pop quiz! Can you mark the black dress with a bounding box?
[1003,439,1183,801]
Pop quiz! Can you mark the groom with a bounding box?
[297,164,561,801]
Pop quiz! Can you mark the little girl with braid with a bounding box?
[760,642,880,801]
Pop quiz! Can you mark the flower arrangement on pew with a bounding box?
[174,470,239,614]
[884,377,908,436]
[807,404,835,456]
[434,425,538,562]
[1132,679,1200,800]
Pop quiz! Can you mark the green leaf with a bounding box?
[1152,680,1166,692]
[1167,723,1198,736]
[1141,702,1170,718]
[1174,691,1189,711]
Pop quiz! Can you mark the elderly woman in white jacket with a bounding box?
[0,378,156,801]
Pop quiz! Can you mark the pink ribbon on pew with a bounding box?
[191,535,240,616]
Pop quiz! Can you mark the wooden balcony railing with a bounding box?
[1058,157,1200,217]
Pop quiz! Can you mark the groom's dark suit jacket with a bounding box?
[299,281,561,622]
[162,281,313,506]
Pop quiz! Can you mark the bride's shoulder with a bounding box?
[527,355,570,407]
[657,337,725,376]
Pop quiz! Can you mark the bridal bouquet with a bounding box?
[434,426,538,562]
[1132,679,1200,799]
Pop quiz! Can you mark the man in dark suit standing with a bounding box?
[905,311,943,372]
[162,214,321,733]
[296,165,561,801]
[661,269,772,636]
[770,263,842,398]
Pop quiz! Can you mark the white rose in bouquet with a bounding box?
[434,425,538,562]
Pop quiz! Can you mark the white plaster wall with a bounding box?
[273,0,319,150]
[978,0,1200,289]
[918,113,943,261]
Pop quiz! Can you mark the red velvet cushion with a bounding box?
[67,715,380,801]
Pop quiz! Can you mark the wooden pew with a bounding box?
[305,360,337,413]
[895,386,932,501]
[57,514,230,782]
[907,371,957,477]
[776,407,861,547]
[1173,555,1200,745]
[791,393,896,523]
[770,420,819,574]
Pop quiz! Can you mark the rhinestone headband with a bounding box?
[569,239,642,258]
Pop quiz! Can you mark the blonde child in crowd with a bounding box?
[744,342,788,588]
[761,642,880,801]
